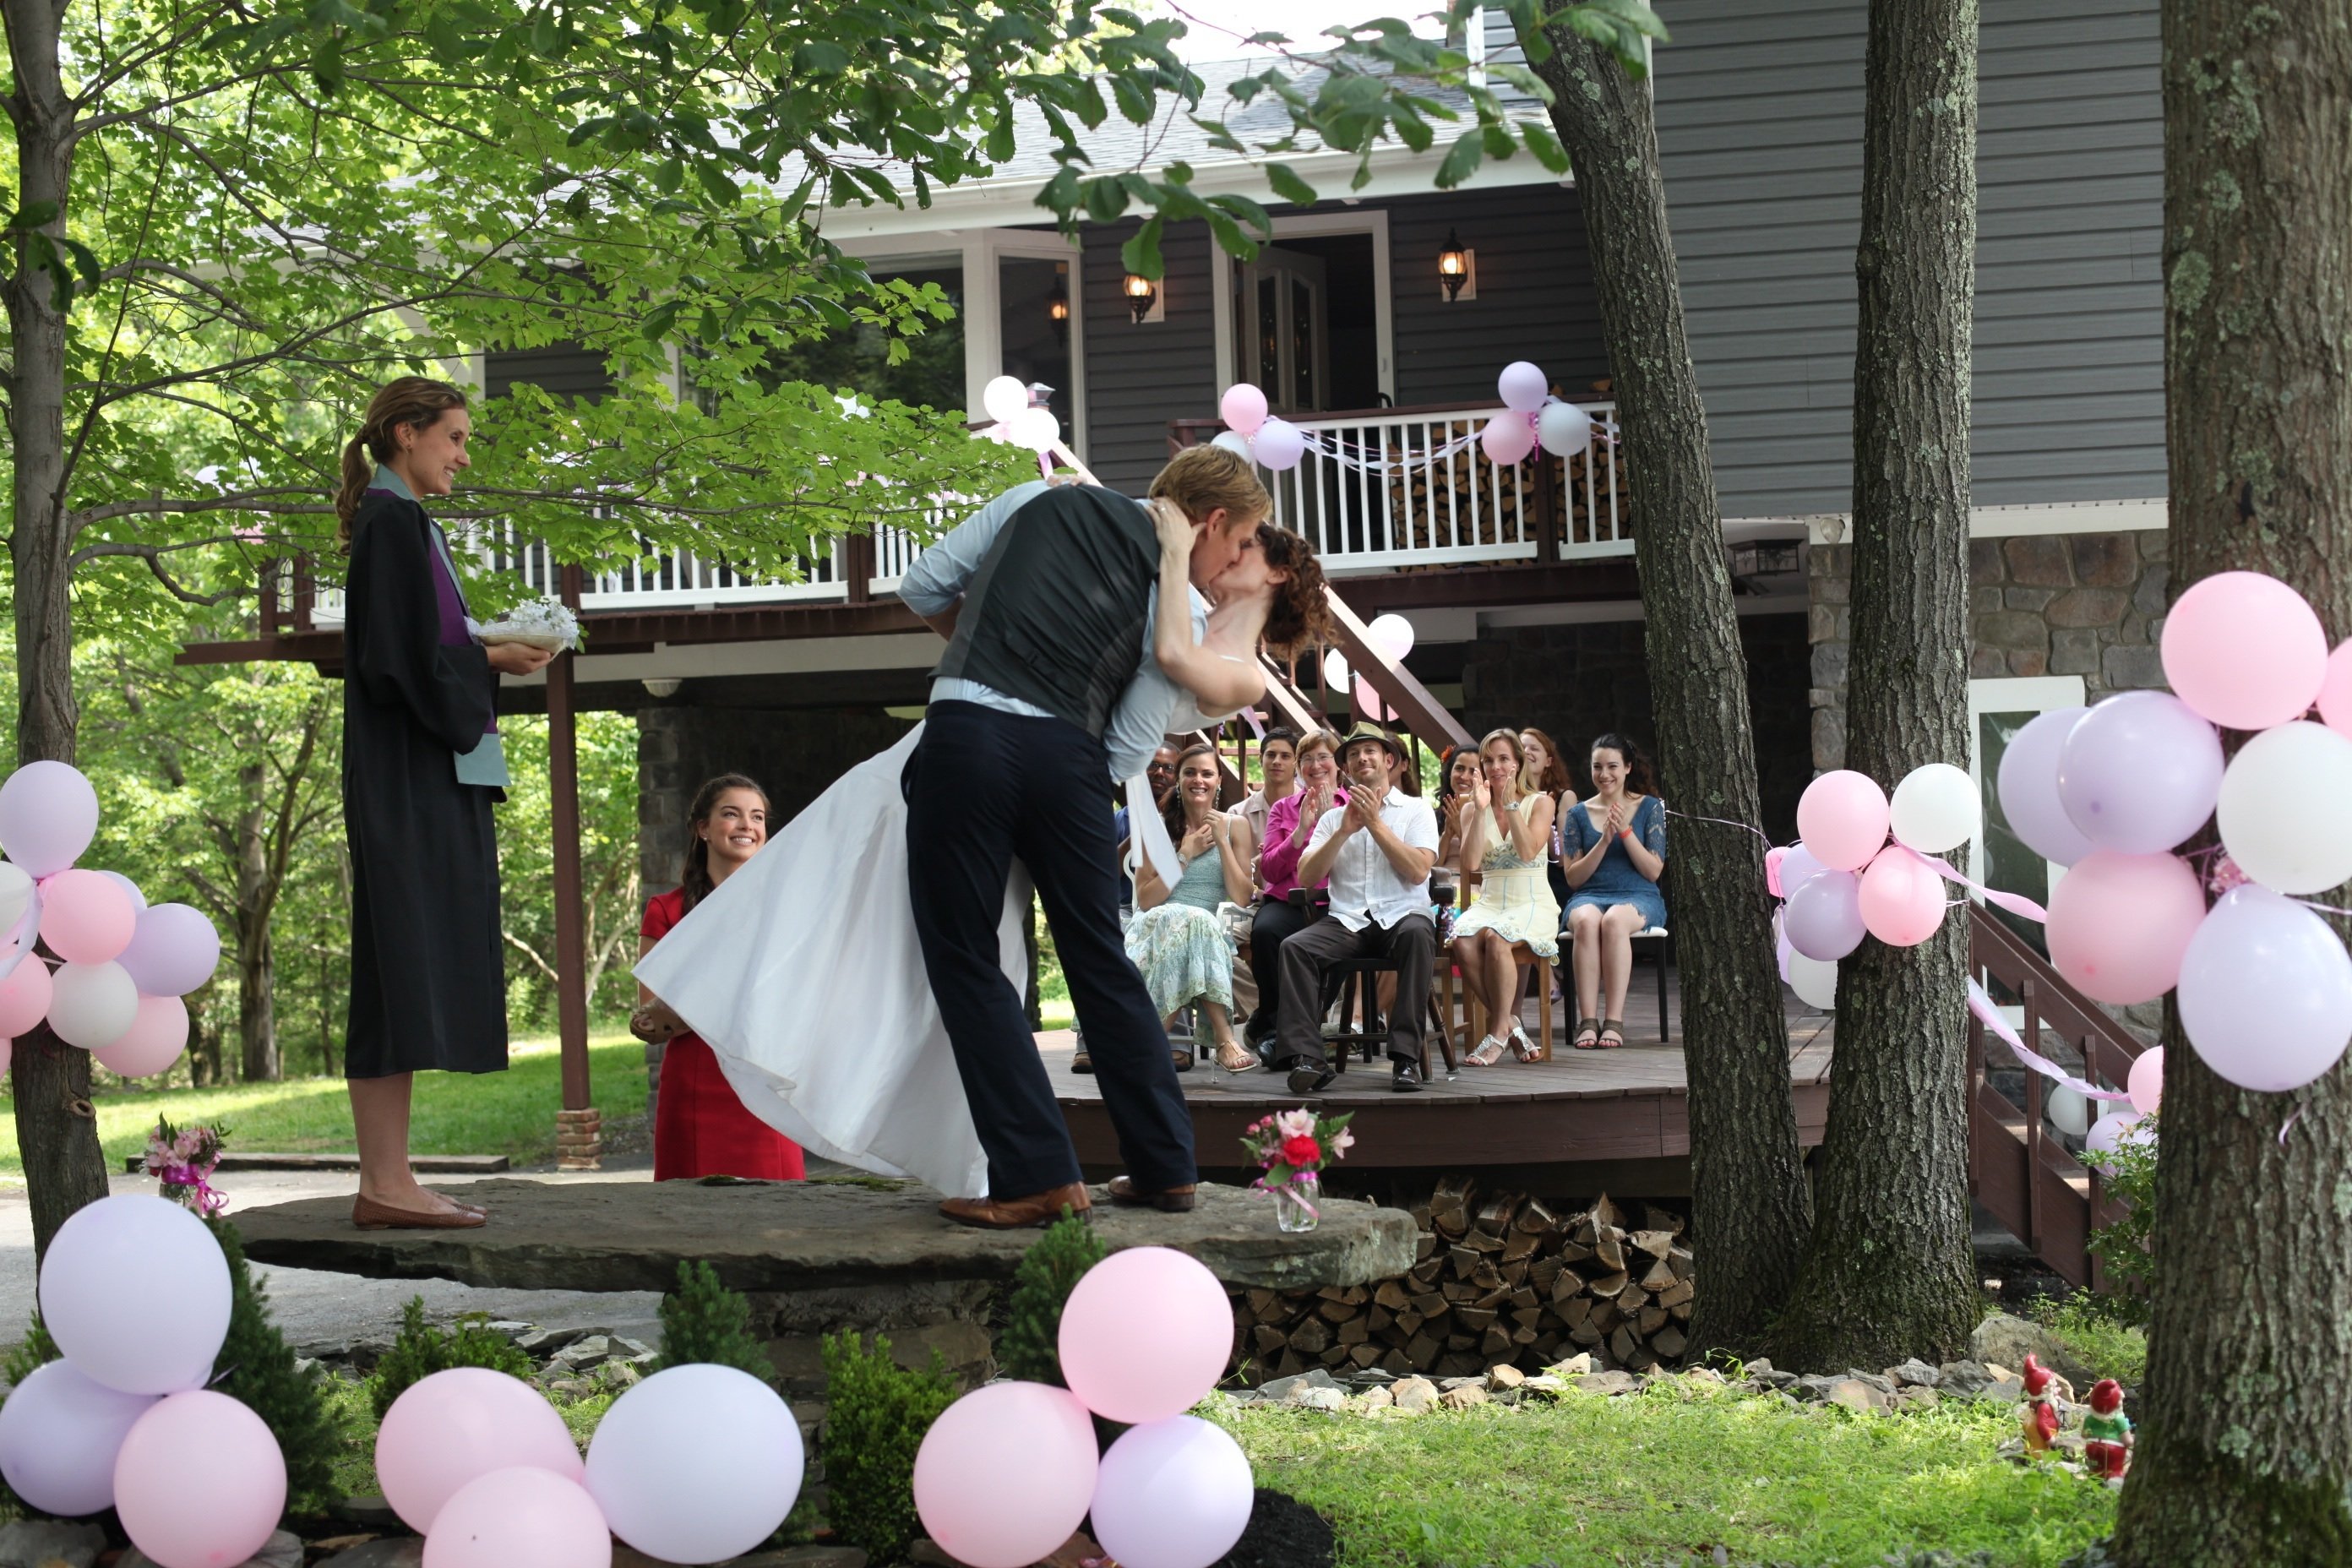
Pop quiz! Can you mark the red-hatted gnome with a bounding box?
[2019,1353,2068,1453]
[2082,1378,2132,1483]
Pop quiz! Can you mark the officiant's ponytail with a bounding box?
[337,377,468,549]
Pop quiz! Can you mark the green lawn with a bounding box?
[1209,1380,2117,1568]
[0,1031,649,1181]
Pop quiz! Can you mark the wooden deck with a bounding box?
[1049,964,1833,1172]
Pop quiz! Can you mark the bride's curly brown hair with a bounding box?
[1259,525,1332,656]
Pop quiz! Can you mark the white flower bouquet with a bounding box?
[479,594,583,652]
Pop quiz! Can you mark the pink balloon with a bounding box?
[1795,770,1891,873]
[914,1383,1097,1568]
[1764,846,1789,899]
[0,760,99,877]
[0,956,53,1037]
[423,1467,611,1568]
[114,1391,286,1568]
[2161,570,2328,731]
[2178,886,2352,1092]
[1252,417,1304,472]
[1480,413,1534,466]
[2126,1045,2163,1118]
[2044,850,2207,1005]
[1856,846,1946,947]
[2320,640,2352,742]
[40,868,136,965]
[94,994,188,1078]
[1219,383,1268,438]
[378,1368,585,1535]
[1351,675,1395,723]
[1785,869,1866,960]
[1497,360,1549,412]
[117,903,220,997]
[1059,1246,1233,1424]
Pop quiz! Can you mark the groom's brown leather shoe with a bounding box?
[1107,1175,1197,1212]
[937,1183,1092,1230]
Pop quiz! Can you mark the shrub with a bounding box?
[995,1209,1103,1387]
[819,1330,955,1563]
[367,1297,536,1419]
[0,1310,57,1389]
[206,1218,340,1511]
[655,1260,773,1384]
[2083,1111,2159,1324]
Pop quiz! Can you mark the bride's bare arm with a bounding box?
[1148,499,1268,714]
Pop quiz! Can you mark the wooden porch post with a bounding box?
[547,562,599,1170]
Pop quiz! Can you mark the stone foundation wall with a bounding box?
[1457,613,1812,843]
[1806,529,2170,771]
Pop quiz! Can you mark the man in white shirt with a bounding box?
[1277,721,1440,1095]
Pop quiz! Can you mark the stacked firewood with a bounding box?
[1228,1181,1693,1382]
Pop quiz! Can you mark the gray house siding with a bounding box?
[1081,220,1223,492]
[1652,0,2164,518]
[486,344,614,403]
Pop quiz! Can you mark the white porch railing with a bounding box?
[291,400,1624,627]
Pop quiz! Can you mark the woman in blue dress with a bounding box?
[1559,733,1667,1049]
[1126,743,1258,1071]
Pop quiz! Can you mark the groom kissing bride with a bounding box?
[636,444,1331,1228]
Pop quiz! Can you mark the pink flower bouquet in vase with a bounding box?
[143,1115,229,1217]
[1240,1108,1354,1233]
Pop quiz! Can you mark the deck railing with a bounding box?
[1966,908,2148,1291]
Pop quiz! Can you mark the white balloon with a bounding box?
[1209,430,1254,461]
[1367,612,1416,661]
[2044,1083,2092,1138]
[46,960,140,1048]
[41,1195,231,1395]
[0,1358,160,1516]
[1788,951,1838,1010]
[585,1365,803,1565]
[1321,650,1351,692]
[981,374,1030,427]
[1888,762,1980,856]
[2215,720,2352,895]
[0,862,32,939]
[1008,406,1060,455]
[1537,400,1592,457]
[1089,1417,1255,1568]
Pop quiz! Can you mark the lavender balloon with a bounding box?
[1995,706,2096,866]
[1779,843,1827,896]
[1089,1418,1255,1568]
[0,760,99,877]
[0,1359,159,1516]
[2055,691,2224,854]
[1784,870,1866,961]
[2177,886,2352,1092]
[117,903,220,997]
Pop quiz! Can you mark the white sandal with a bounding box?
[1466,1034,1508,1067]
[1509,1026,1540,1063]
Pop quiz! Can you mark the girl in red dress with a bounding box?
[635,775,807,1181]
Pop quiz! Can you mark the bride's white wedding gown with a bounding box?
[634,726,1020,1197]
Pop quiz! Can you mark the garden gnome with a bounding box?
[2019,1354,2064,1453]
[2082,1378,2132,1484]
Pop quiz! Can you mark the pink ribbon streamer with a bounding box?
[1925,854,2048,923]
[1967,978,2132,1102]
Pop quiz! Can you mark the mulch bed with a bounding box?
[1211,1489,1337,1568]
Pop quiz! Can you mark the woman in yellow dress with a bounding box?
[1450,729,1560,1065]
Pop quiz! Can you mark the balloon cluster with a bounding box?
[0,1195,280,1567]
[1212,383,1304,471]
[0,760,222,1080]
[1994,569,2352,1097]
[1767,761,1982,1009]
[381,1361,803,1568]
[1481,360,1592,467]
[980,374,1062,455]
[1320,613,1417,723]
[915,1247,1253,1568]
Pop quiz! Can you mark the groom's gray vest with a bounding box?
[933,484,1161,738]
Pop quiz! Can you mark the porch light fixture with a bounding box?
[1122,271,1158,324]
[1048,284,1070,324]
[1438,229,1471,302]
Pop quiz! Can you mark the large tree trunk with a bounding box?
[1767,0,1984,1370]
[5,12,111,1262]
[237,762,281,1081]
[2114,3,2352,1560]
[1527,26,1811,1353]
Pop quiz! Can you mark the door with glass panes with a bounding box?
[1237,247,1331,415]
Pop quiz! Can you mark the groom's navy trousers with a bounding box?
[905,701,1198,1199]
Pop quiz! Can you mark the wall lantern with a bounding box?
[1122,271,1159,324]
[1438,229,1472,302]
[1048,285,1070,325]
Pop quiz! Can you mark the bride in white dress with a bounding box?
[635,493,1328,1195]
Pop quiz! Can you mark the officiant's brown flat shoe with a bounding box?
[937,1183,1092,1230]
[354,1195,487,1231]
[1107,1175,1196,1212]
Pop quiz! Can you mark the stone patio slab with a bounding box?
[232,1177,1416,1293]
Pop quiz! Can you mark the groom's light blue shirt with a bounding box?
[900,479,1211,781]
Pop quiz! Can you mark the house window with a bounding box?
[997,253,1074,435]
[1968,675,2087,956]
[765,257,967,415]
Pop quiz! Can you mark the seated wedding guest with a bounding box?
[1519,726,1577,911]
[1236,727,1299,883]
[1451,730,1560,1066]
[1112,741,1184,899]
[1432,743,1483,914]
[1277,721,1440,1095]
[634,775,807,1180]
[1246,728,1344,1050]
[1560,732,1669,1050]
[1125,743,1257,1072]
